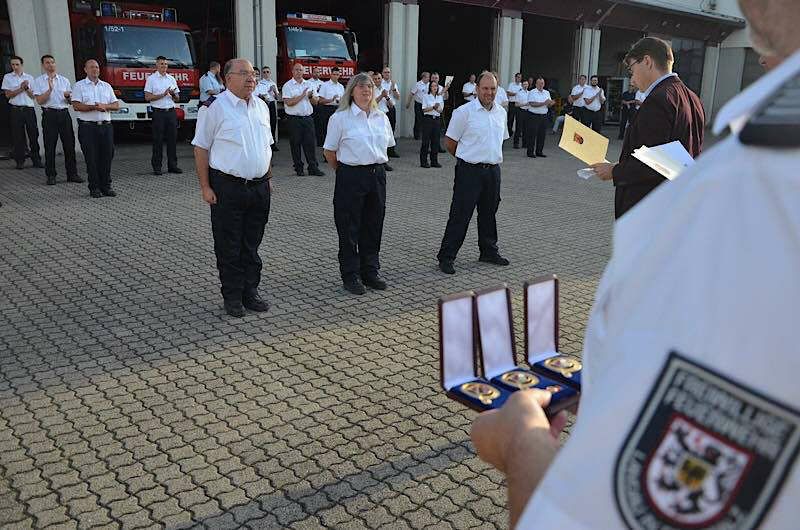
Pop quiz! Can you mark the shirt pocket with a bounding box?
[218,119,245,148]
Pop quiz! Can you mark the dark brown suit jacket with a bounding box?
[612,75,705,218]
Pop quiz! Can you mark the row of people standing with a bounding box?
[2,54,119,197]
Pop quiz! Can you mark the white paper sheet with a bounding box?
[577,168,596,180]
[632,141,695,181]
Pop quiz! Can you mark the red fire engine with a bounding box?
[276,12,359,86]
[68,1,201,133]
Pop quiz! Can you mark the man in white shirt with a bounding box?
[254,66,279,150]
[524,76,554,158]
[581,75,606,132]
[199,61,224,104]
[567,74,588,126]
[144,56,182,175]
[492,72,508,110]
[71,59,120,198]
[513,79,529,149]
[430,72,450,153]
[381,66,401,158]
[372,71,395,172]
[462,73,477,103]
[282,63,323,176]
[437,71,510,275]
[406,71,429,140]
[32,54,81,185]
[307,67,326,146]
[2,55,42,170]
[470,3,800,528]
[506,73,523,137]
[192,58,273,318]
[317,67,344,152]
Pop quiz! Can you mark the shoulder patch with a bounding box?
[201,95,216,108]
[615,351,799,529]
[739,73,800,147]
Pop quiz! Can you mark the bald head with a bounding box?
[739,0,800,60]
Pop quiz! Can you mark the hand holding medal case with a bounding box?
[474,285,578,417]
[439,291,513,412]
[525,275,583,390]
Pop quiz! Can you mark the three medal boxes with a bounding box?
[439,275,583,416]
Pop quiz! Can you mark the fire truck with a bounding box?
[68,1,200,134]
[276,12,359,87]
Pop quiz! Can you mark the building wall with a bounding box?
[628,0,744,20]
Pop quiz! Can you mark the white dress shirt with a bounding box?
[380,79,398,108]
[282,78,314,116]
[517,49,800,530]
[507,82,522,103]
[144,71,179,109]
[411,80,427,104]
[634,90,646,107]
[191,89,272,180]
[527,88,551,115]
[515,89,529,111]
[374,86,390,113]
[317,80,344,106]
[570,83,588,108]
[71,78,118,122]
[421,93,444,117]
[323,103,395,165]
[495,86,508,107]
[199,71,224,103]
[307,78,322,95]
[462,81,476,102]
[582,85,605,112]
[253,79,277,102]
[32,74,72,109]
[445,98,509,164]
[2,72,35,107]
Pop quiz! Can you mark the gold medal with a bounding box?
[543,355,582,378]
[460,382,501,405]
[500,370,540,389]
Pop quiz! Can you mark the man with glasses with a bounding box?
[254,66,280,151]
[282,63,324,176]
[192,59,274,318]
[316,67,344,149]
[591,37,705,218]
[144,56,182,175]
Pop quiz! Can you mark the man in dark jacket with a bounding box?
[592,37,705,218]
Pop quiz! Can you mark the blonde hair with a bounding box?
[337,72,377,112]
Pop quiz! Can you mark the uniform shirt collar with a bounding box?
[155,71,169,78]
[470,98,496,112]
[222,88,251,107]
[713,48,800,135]
[350,103,372,117]
[642,72,677,98]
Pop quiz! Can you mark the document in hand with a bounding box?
[444,75,454,87]
[631,141,695,181]
[558,115,609,165]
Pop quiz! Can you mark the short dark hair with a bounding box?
[262,65,270,71]
[624,36,674,70]
[209,61,220,69]
[535,76,545,83]
[40,54,54,64]
[590,75,599,81]
[331,67,340,73]
[11,55,23,64]
[428,80,439,95]
[579,74,587,79]
[156,55,168,62]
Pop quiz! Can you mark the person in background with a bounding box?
[513,80,530,149]
[462,73,477,103]
[381,66,401,158]
[254,66,280,151]
[581,75,606,132]
[525,76,554,158]
[144,56,182,175]
[199,61,224,104]
[493,72,509,110]
[406,71,430,140]
[420,79,444,169]
[506,73,523,137]
[316,67,344,154]
[2,55,42,170]
[282,63,323,176]
[372,71,395,172]
[618,81,637,139]
[567,74,588,126]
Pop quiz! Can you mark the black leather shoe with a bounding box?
[101,188,117,197]
[388,150,400,158]
[384,164,394,172]
[32,161,44,168]
[272,145,279,151]
[513,145,520,149]
[439,260,455,274]
[362,274,387,290]
[296,169,305,176]
[67,175,84,183]
[15,163,24,170]
[343,279,366,295]
[309,168,325,177]
[420,162,430,168]
[527,154,537,158]
[431,162,442,168]
[479,254,510,266]
[168,167,183,174]
[90,190,103,198]
[243,295,270,312]
[536,153,547,158]
[46,176,56,186]
[153,168,163,175]
[224,300,245,317]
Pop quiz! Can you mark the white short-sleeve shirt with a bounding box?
[191,89,273,180]
[306,78,322,95]
[421,93,444,116]
[199,72,224,103]
[445,98,509,164]
[2,72,35,107]
[144,71,179,109]
[507,81,522,103]
[282,78,314,116]
[527,89,550,114]
[462,81,476,102]
[495,86,508,107]
[515,89,529,110]
[374,86,390,113]
[323,103,395,166]
[253,79,277,102]
[570,83,588,108]
[582,85,604,112]
[32,73,72,109]
[317,80,344,106]
[71,77,118,121]
[411,80,428,104]
[380,79,398,107]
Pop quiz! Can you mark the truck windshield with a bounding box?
[103,25,196,67]
[284,27,352,60]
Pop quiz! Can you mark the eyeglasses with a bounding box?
[625,59,642,74]
[231,71,258,79]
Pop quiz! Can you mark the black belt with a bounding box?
[151,108,175,112]
[78,120,111,125]
[9,105,33,109]
[42,107,69,112]
[457,159,498,169]
[210,168,267,186]
[339,162,384,169]
[424,115,441,119]
[285,114,312,119]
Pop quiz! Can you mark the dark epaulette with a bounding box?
[201,95,216,108]
[739,71,800,147]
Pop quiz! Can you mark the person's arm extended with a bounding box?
[471,390,567,528]
[323,149,338,171]
[194,146,216,205]
[445,136,458,157]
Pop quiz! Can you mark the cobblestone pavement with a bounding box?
[0,129,621,529]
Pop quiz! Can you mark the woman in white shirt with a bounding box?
[420,81,444,168]
[323,73,396,295]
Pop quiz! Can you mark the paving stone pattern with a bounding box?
[0,132,620,529]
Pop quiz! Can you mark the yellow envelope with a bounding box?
[558,115,609,165]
